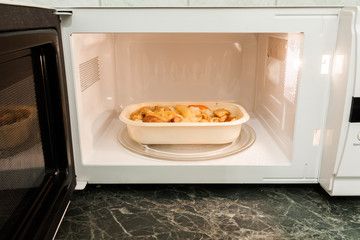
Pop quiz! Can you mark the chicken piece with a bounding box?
[171,114,184,122]
[219,115,228,122]
[175,105,201,122]
[201,113,211,122]
[14,109,29,119]
[130,112,143,121]
[225,116,239,122]
[152,106,177,122]
[130,106,154,121]
[188,106,202,121]
[0,111,14,126]
[142,115,163,122]
[175,105,191,118]
[0,109,29,126]
[202,109,213,116]
[188,104,209,111]
[210,117,221,122]
[138,106,154,115]
[213,108,230,118]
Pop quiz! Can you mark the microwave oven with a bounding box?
[2,4,360,201]
[56,7,360,196]
[1,4,360,238]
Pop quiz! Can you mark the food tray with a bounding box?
[119,102,250,145]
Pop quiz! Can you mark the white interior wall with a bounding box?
[71,33,117,160]
[114,33,258,111]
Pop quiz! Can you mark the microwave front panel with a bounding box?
[59,8,340,183]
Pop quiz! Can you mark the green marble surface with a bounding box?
[55,184,360,240]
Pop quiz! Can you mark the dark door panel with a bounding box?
[0,4,75,240]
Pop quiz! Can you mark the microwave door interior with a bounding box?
[319,7,360,196]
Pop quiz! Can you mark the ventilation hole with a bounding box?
[79,57,100,92]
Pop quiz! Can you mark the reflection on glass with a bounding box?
[334,54,345,75]
[0,56,46,230]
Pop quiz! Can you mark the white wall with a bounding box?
[2,0,360,8]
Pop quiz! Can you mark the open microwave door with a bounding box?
[319,7,360,196]
[0,4,75,239]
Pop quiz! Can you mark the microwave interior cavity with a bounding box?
[71,33,304,166]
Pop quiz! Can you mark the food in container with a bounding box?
[119,102,250,145]
[0,106,36,149]
[129,104,239,123]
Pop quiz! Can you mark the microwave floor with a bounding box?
[55,184,360,240]
[88,117,289,166]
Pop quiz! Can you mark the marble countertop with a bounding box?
[55,184,360,240]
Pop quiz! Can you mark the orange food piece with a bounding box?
[142,115,163,123]
[188,104,209,110]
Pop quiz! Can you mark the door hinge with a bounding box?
[53,10,73,16]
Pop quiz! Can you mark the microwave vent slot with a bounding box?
[79,57,100,92]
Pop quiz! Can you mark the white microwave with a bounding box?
[54,7,360,196]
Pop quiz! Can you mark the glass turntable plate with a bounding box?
[118,124,256,161]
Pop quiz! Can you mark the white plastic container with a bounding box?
[119,102,250,145]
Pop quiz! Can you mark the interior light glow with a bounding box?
[325,129,334,146]
[284,34,303,104]
[334,54,344,74]
[321,54,331,75]
[313,129,321,146]
[234,42,242,52]
[292,57,302,70]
